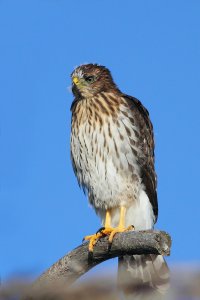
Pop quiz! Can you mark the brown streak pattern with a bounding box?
[71,66,157,219]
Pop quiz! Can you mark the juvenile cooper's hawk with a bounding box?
[70,64,169,295]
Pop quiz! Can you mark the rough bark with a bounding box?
[33,230,171,289]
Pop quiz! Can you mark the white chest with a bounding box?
[71,106,142,210]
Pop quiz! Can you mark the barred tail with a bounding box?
[118,254,170,299]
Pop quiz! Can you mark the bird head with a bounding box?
[71,64,119,98]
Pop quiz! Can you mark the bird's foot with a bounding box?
[83,231,104,253]
[83,225,134,253]
[106,225,134,246]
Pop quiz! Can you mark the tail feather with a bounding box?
[118,254,170,298]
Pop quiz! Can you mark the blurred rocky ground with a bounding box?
[0,267,200,300]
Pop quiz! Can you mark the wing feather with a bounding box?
[122,94,158,221]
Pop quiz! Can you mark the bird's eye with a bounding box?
[84,75,95,83]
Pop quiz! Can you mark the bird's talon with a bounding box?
[108,242,112,251]
[96,227,105,234]
[88,251,94,261]
[83,224,134,252]
[127,225,135,231]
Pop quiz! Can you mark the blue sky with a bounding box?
[1,0,200,281]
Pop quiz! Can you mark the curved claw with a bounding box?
[83,225,134,253]
[83,232,102,252]
[96,227,105,234]
[88,250,94,261]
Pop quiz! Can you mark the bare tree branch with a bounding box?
[33,230,171,290]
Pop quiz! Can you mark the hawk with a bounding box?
[70,64,169,295]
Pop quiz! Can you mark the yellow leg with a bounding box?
[84,209,112,252]
[83,207,134,252]
[108,206,133,243]
[105,210,111,227]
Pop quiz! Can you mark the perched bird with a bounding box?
[70,64,169,296]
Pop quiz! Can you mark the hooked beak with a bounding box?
[72,76,79,85]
